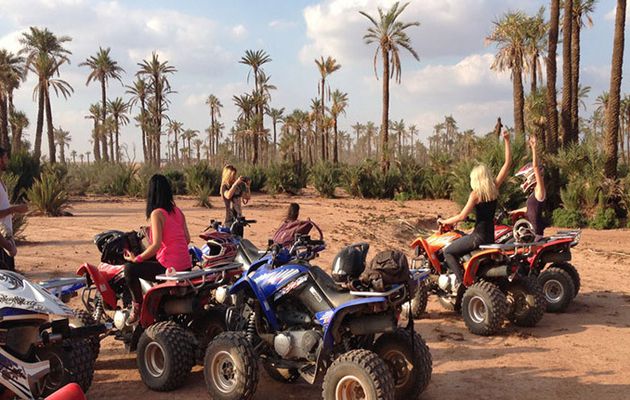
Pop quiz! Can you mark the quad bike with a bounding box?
[205,236,432,400]
[494,206,582,313]
[0,271,105,399]
[409,219,546,336]
[76,237,245,392]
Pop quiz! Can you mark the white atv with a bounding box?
[0,271,104,399]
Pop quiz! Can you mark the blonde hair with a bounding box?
[221,165,237,198]
[470,164,498,202]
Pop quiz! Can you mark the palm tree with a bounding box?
[392,119,406,157]
[80,47,124,162]
[19,27,71,161]
[604,0,626,179]
[239,49,272,165]
[360,1,420,172]
[137,52,177,165]
[167,120,183,162]
[85,103,102,161]
[0,50,25,153]
[546,0,560,153]
[315,56,341,160]
[561,0,574,146]
[205,94,223,156]
[70,149,77,164]
[351,122,364,159]
[53,126,70,164]
[570,0,597,144]
[524,7,547,94]
[487,11,528,139]
[193,138,203,161]
[329,89,349,164]
[266,107,285,151]
[85,151,90,164]
[79,153,84,164]
[181,129,198,162]
[408,124,418,157]
[126,78,149,161]
[8,110,28,154]
[107,97,130,162]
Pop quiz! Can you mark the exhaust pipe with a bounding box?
[347,313,395,336]
[164,298,195,315]
[483,265,510,278]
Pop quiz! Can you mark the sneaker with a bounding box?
[126,302,141,325]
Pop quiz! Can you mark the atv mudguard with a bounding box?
[410,237,443,272]
[462,249,504,286]
[529,238,573,269]
[76,263,117,309]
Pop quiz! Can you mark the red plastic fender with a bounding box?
[139,281,179,328]
[76,262,117,308]
[45,383,86,400]
[462,249,504,287]
[410,237,442,272]
[528,237,573,268]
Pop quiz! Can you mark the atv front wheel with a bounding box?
[204,332,259,400]
[69,308,101,362]
[373,329,432,399]
[322,349,394,400]
[35,339,95,396]
[551,262,581,299]
[505,276,546,327]
[409,280,429,319]
[538,267,575,313]
[136,321,196,391]
[461,281,507,336]
[262,360,300,383]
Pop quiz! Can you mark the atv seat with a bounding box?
[239,239,263,265]
[308,265,357,309]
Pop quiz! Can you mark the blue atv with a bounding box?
[204,237,432,400]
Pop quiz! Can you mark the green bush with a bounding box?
[242,165,267,192]
[266,163,305,195]
[425,173,451,199]
[97,164,137,196]
[2,173,28,240]
[311,162,340,198]
[7,151,41,202]
[27,172,71,216]
[163,168,187,195]
[397,159,426,198]
[184,163,221,206]
[342,160,400,199]
[552,208,586,228]
[589,206,620,230]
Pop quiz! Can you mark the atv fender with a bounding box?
[530,238,573,269]
[229,275,282,330]
[462,249,504,286]
[76,263,117,309]
[139,281,179,328]
[410,237,442,272]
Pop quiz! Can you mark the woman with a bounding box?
[123,174,192,324]
[220,164,251,226]
[511,135,546,240]
[438,131,512,291]
[284,202,300,222]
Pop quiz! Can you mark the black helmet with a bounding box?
[332,243,369,283]
[94,230,127,264]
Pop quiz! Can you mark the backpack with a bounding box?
[359,249,411,292]
[272,219,323,247]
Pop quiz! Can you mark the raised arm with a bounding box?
[439,192,478,226]
[223,177,244,200]
[495,130,512,188]
[530,135,546,201]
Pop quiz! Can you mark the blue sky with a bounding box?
[0,0,627,160]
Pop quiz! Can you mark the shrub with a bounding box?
[27,172,71,216]
[242,165,267,192]
[163,168,187,195]
[12,213,27,241]
[397,159,426,198]
[2,173,28,239]
[7,151,41,201]
[589,206,620,230]
[266,163,305,195]
[184,163,221,206]
[342,160,400,199]
[425,173,451,199]
[98,164,137,196]
[552,208,586,228]
[311,162,340,198]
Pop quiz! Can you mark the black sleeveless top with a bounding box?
[526,193,545,236]
[473,199,497,243]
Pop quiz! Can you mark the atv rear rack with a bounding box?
[155,262,243,289]
[350,284,405,298]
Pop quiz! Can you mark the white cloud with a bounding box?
[269,19,297,29]
[231,24,248,39]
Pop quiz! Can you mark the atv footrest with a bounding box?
[155,263,242,282]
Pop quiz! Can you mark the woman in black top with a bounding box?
[512,135,546,240]
[220,165,251,226]
[438,131,512,291]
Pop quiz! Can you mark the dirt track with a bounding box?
[17,190,630,399]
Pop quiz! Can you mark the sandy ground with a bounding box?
[16,189,630,399]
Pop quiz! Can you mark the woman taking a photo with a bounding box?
[438,131,512,292]
[220,164,251,226]
[123,174,192,324]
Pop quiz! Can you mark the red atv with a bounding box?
[410,219,546,336]
[76,238,244,391]
[494,206,582,313]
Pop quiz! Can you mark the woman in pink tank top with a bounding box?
[123,174,192,324]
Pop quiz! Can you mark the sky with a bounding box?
[0,0,627,160]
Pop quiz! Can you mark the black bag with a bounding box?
[94,230,146,265]
[360,250,411,292]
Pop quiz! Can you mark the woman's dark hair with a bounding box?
[146,174,174,219]
[286,203,300,222]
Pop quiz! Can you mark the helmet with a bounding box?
[331,243,369,283]
[201,232,237,267]
[515,162,544,193]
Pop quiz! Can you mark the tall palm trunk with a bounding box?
[604,0,626,179]
[570,12,581,144]
[44,90,56,164]
[320,78,326,160]
[0,94,8,151]
[100,80,109,162]
[560,0,573,147]
[92,121,100,161]
[513,65,526,139]
[381,48,390,173]
[115,117,120,163]
[59,143,65,164]
[34,85,45,160]
[333,117,339,164]
[530,59,538,93]
[546,0,560,153]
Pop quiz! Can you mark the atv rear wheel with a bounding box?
[322,349,394,400]
[538,267,575,313]
[262,360,300,383]
[409,281,429,319]
[69,309,101,362]
[505,276,546,327]
[35,339,95,397]
[136,321,196,391]
[204,332,259,400]
[551,262,581,299]
[373,329,432,399]
[461,281,507,336]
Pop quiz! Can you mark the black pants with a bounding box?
[124,260,165,303]
[0,249,15,271]
[443,234,486,283]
